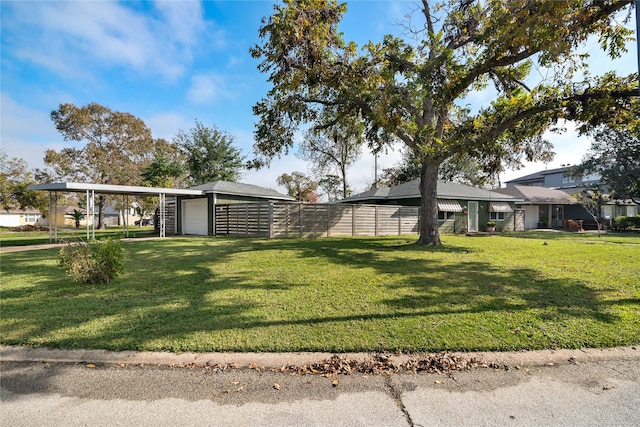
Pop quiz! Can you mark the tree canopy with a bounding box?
[0,151,48,215]
[250,0,638,244]
[277,171,319,202]
[46,102,155,228]
[175,120,246,186]
[571,124,640,202]
[297,123,361,199]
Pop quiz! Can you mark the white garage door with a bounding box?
[182,198,209,235]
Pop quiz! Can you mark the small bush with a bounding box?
[613,216,629,230]
[58,238,125,284]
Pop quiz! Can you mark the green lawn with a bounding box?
[0,226,156,246]
[1,233,639,353]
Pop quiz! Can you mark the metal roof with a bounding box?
[28,182,202,197]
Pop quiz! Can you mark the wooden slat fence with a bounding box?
[214,202,420,238]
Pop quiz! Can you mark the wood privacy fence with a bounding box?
[214,202,420,238]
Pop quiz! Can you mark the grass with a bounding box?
[0,226,156,246]
[1,232,639,353]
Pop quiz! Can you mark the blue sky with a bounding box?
[1,1,638,195]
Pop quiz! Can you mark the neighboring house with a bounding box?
[493,186,580,230]
[0,208,42,227]
[505,167,638,224]
[504,166,601,191]
[601,199,638,220]
[40,205,133,228]
[175,181,295,235]
[338,179,523,233]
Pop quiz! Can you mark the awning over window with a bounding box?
[437,199,464,212]
[490,202,513,212]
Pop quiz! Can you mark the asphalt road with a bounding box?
[2,356,639,426]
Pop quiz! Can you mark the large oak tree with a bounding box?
[250,0,638,245]
[46,102,154,228]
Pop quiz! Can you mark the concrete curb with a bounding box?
[1,345,637,369]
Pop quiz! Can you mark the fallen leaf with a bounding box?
[332,379,339,387]
[85,363,96,369]
[603,384,615,391]
[273,383,281,390]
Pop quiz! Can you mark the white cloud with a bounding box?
[144,112,194,141]
[0,93,63,170]
[187,73,228,104]
[2,1,217,82]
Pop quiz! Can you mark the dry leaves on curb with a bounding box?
[170,353,508,376]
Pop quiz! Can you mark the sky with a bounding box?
[1,0,638,196]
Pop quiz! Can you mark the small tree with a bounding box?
[176,120,246,186]
[297,123,361,200]
[277,172,319,202]
[66,209,85,228]
[318,174,343,201]
[573,189,607,237]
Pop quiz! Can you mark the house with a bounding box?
[493,186,580,230]
[504,167,638,225]
[28,181,293,239]
[504,166,600,191]
[0,208,41,227]
[175,181,295,235]
[338,179,524,233]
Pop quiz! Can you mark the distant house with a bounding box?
[0,208,41,227]
[493,186,580,230]
[504,167,638,226]
[175,181,295,235]
[504,166,600,192]
[338,179,523,233]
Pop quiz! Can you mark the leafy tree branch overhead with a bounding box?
[250,0,638,245]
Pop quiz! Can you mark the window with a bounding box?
[490,212,505,221]
[24,214,40,223]
[489,202,511,221]
[438,211,454,220]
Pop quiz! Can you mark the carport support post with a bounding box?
[48,191,54,243]
[86,189,95,241]
[159,193,166,238]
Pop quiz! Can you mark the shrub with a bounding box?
[58,238,125,284]
[613,216,629,230]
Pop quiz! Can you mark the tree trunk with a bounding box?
[97,195,106,229]
[416,159,441,245]
[341,163,348,199]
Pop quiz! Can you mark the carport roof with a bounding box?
[28,182,203,197]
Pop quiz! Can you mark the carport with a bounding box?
[28,182,202,242]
